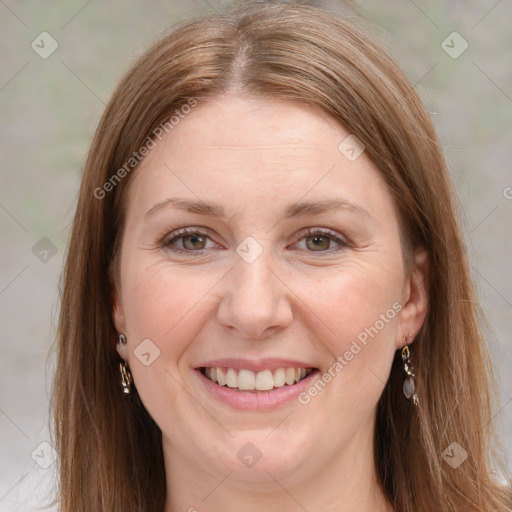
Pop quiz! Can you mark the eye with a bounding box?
[292,227,349,253]
[162,227,218,254]
[162,226,349,256]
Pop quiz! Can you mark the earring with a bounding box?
[118,333,127,351]
[118,333,132,394]
[119,361,133,395]
[401,337,419,406]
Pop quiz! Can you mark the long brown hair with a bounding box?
[50,2,512,511]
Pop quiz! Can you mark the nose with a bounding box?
[216,245,293,339]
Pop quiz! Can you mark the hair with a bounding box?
[50,1,512,511]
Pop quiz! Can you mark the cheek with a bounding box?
[292,266,403,438]
[306,260,403,378]
[122,261,217,349]
[120,261,215,414]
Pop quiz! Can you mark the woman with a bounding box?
[51,1,512,511]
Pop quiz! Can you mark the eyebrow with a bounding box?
[144,197,372,222]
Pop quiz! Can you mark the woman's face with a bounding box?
[112,96,427,490]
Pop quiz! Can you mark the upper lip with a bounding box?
[195,358,318,373]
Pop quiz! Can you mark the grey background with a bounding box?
[1,1,511,510]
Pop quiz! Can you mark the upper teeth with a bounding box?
[204,367,313,391]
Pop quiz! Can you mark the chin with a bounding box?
[211,430,314,482]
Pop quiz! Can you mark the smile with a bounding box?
[201,366,315,392]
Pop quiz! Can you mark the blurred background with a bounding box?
[0,0,511,510]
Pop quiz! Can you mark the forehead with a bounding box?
[124,95,392,224]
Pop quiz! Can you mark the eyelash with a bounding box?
[161,227,350,255]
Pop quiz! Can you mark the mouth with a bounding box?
[198,366,317,392]
[194,358,321,409]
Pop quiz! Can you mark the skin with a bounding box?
[112,95,429,512]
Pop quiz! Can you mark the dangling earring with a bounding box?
[119,361,132,395]
[401,336,419,406]
[118,333,132,395]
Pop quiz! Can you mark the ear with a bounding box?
[111,286,128,360]
[396,248,429,349]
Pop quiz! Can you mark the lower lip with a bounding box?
[195,369,319,410]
